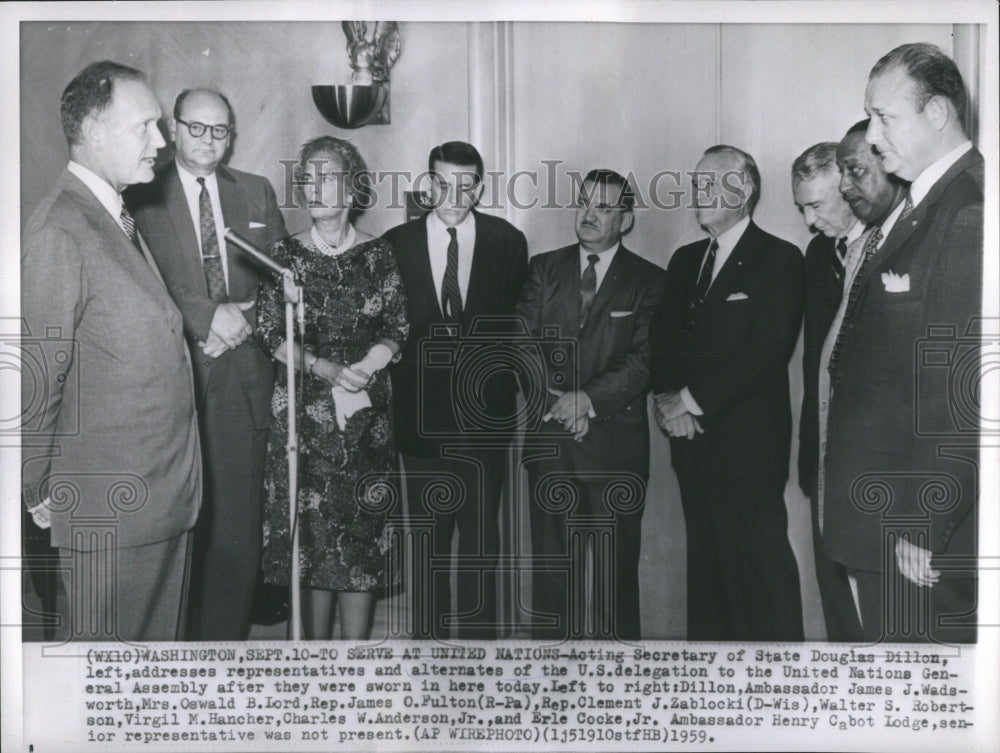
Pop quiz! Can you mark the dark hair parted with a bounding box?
[581,168,636,211]
[428,141,484,183]
[871,43,968,128]
[295,135,372,212]
[173,88,236,129]
[704,144,762,214]
[60,60,147,146]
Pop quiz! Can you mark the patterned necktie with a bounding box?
[120,205,140,250]
[900,192,914,220]
[441,227,462,320]
[832,237,847,283]
[687,238,718,331]
[579,254,599,328]
[827,226,882,379]
[198,177,227,302]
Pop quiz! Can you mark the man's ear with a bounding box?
[924,94,954,131]
[621,209,635,235]
[167,117,178,142]
[470,179,485,207]
[79,112,102,149]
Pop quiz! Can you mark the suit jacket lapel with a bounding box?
[62,172,175,308]
[463,211,489,322]
[864,147,983,285]
[556,246,582,328]
[415,216,444,318]
[582,245,627,328]
[218,166,250,295]
[703,222,755,308]
[163,166,208,296]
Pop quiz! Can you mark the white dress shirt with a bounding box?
[426,210,475,309]
[176,162,230,290]
[909,140,972,208]
[681,215,752,415]
[67,161,128,235]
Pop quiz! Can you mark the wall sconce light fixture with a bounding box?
[312,21,401,129]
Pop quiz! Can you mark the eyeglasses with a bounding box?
[176,118,231,140]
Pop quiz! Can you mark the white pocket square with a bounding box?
[610,310,633,318]
[881,271,910,293]
[726,292,749,301]
[249,221,267,229]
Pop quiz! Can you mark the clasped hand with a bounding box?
[543,388,590,441]
[199,300,255,357]
[654,391,703,440]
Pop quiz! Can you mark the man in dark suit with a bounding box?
[824,44,982,643]
[130,88,287,640]
[791,142,865,642]
[517,169,664,640]
[383,141,528,639]
[21,61,201,641]
[650,145,805,641]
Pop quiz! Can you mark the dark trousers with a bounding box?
[851,563,976,644]
[59,532,191,642]
[526,466,646,641]
[187,380,268,640]
[809,493,864,642]
[677,467,804,641]
[402,448,505,639]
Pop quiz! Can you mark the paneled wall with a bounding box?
[20,21,965,638]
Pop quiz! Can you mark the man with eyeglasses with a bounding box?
[129,88,286,640]
[516,169,664,640]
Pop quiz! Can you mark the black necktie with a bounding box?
[687,239,718,331]
[441,227,462,320]
[832,237,847,282]
[579,254,599,328]
[120,205,140,251]
[828,226,882,379]
[198,177,227,302]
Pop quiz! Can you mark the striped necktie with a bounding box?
[198,177,227,302]
[441,227,462,320]
[686,239,718,331]
[120,205,140,250]
[579,254,599,328]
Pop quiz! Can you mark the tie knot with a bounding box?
[447,227,457,239]
[586,254,599,266]
[197,177,206,186]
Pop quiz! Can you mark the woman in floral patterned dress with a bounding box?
[257,136,408,639]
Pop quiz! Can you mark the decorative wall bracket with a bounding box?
[312,21,400,129]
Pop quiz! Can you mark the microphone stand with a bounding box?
[224,229,304,641]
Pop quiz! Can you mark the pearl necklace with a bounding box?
[311,224,356,257]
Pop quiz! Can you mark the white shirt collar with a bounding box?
[875,196,908,249]
[427,208,476,238]
[843,218,865,246]
[909,140,972,208]
[712,215,751,254]
[175,160,219,195]
[67,160,122,222]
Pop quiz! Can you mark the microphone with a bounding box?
[223,228,290,276]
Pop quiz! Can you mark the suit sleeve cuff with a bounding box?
[681,387,703,416]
